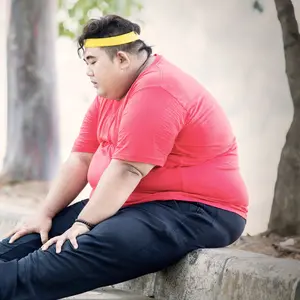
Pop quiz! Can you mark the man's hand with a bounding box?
[41,222,90,253]
[7,213,53,244]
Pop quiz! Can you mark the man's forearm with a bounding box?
[39,153,92,218]
[77,160,143,225]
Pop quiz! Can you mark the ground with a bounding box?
[1,181,300,261]
[230,232,300,260]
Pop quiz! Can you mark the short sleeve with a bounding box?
[112,87,186,166]
[72,97,99,153]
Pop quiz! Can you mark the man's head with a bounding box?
[78,15,152,99]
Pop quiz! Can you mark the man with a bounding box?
[0,15,248,300]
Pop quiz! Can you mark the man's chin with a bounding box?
[96,88,104,96]
[96,88,115,100]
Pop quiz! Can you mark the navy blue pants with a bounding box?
[0,200,245,300]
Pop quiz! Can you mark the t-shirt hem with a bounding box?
[71,147,97,153]
[122,196,247,220]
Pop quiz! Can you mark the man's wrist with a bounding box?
[38,206,56,219]
[74,219,96,230]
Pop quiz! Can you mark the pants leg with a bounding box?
[0,200,88,262]
[0,200,245,300]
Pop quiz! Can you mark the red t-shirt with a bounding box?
[72,55,248,219]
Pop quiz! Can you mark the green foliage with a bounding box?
[58,0,143,39]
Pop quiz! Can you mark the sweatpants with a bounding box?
[0,199,245,300]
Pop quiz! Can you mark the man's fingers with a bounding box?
[70,236,78,250]
[40,230,49,244]
[55,238,66,254]
[9,229,29,244]
[41,237,58,251]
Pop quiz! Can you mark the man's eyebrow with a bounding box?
[83,55,96,62]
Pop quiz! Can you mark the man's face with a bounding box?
[83,47,130,99]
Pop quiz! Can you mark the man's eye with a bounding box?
[91,61,96,65]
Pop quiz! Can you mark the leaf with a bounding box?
[58,21,76,39]
[58,0,142,38]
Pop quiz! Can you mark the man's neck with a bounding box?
[117,54,156,100]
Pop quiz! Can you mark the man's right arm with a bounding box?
[7,97,100,243]
[38,152,93,218]
[38,97,100,218]
[7,152,94,244]
[40,97,100,218]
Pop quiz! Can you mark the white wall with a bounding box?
[0,0,299,235]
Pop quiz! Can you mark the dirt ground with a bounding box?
[1,181,300,261]
[230,233,300,260]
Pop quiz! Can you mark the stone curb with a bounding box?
[114,249,300,300]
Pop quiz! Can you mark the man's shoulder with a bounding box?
[132,55,203,98]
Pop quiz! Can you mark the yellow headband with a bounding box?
[84,31,140,48]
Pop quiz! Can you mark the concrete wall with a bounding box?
[0,0,300,235]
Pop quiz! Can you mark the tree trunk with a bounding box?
[268,0,300,235]
[1,0,60,183]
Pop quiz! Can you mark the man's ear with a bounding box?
[116,51,131,69]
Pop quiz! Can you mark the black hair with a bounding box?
[77,15,152,59]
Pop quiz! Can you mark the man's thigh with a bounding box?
[3,200,237,300]
[46,200,191,276]
[86,200,191,271]
[49,199,88,237]
[0,199,87,262]
[10,201,192,300]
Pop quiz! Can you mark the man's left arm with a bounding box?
[77,159,154,224]
[41,159,154,253]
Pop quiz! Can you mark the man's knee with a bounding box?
[0,233,41,262]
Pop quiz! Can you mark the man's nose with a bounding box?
[86,66,94,77]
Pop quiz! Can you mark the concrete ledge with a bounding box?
[114,249,300,300]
